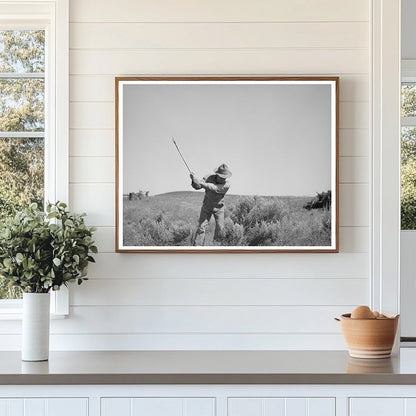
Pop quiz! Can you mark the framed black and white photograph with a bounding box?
[116,77,339,253]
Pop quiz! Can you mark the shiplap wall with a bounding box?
[46,0,371,350]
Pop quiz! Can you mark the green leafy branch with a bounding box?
[0,202,97,293]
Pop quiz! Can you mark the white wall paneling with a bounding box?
[52,305,357,334]
[69,183,114,226]
[90,227,115,253]
[339,227,369,253]
[339,157,369,183]
[339,184,369,227]
[0,306,362,334]
[69,102,113,129]
[70,22,368,49]
[339,129,369,157]
[84,252,370,279]
[69,0,369,23]
[69,157,114,183]
[68,278,368,306]
[68,0,372,353]
[4,0,391,350]
[43,332,347,350]
[70,49,368,75]
[69,130,114,157]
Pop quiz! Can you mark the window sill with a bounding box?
[0,286,69,318]
[0,312,68,320]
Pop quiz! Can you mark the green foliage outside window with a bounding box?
[402,84,416,118]
[401,128,416,230]
[0,30,45,299]
[401,82,416,230]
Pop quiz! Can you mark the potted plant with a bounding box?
[0,202,97,361]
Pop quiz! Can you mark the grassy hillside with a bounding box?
[123,191,331,247]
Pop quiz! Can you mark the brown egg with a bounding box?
[373,311,380,318]
[351,305,376,319]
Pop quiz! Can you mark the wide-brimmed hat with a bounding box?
[215,163,232,178]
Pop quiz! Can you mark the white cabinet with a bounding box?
[101,397,215,416]
[0,398,88,416]
[3,385,416,416]
[103,396,335,416]
[350,398,416,416]
[228,398,335,416]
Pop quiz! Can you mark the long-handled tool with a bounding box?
[172,137,192,173]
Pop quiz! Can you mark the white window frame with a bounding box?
[399,60,416,341]
[400,60,416,242]
[0,0,69,317]
[371,0,401,323]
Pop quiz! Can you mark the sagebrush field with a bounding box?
[123,192,331,247]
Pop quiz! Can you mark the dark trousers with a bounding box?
[193,206,225,246]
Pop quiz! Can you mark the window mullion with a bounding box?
[0,132,45,138]
[0,73,44,79]
[401,118,415,122]
[402,117,416,127]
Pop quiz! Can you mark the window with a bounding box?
[0,29,45,300]
[401,64,416,230]
[0,0,69,314]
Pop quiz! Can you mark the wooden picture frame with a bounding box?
[116,76,339,253]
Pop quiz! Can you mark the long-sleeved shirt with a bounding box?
[192,174,230,209]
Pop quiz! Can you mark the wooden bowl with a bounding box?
[347,357,394,373]
[337,313,399,359]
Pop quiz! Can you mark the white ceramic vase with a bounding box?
[22,292,50,361]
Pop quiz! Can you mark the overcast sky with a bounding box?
[122,81,333,197]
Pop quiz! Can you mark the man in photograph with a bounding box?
[190,164,232,246]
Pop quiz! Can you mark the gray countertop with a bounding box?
[2,349,416,385]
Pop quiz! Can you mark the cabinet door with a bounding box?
[228,398,335,416]
[101,398,215,416]
[350,397,416,416]
[350,398,416,416]
[0,398,88,416]
[350,398,404,416]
